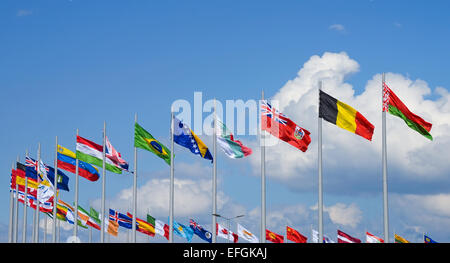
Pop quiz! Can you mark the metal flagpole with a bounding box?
[74,129,79,239]
[8,162,14,243]
[35,142,41,243]
[169,111,175,243]
[212,99,217,243]
[132,113,138,243]
[382,72,390,243]
[318,80,324,243]
[101,121,106,243]
[24,149,29,243]
[260,90,266,243]
[13,160,19,243]
[52,136,58,242]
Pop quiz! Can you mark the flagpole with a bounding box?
[8,161,14,243]
[382,72,390,243]
[52,136,58,243]
[261,90,266,243]
[212,98,217,244]
[318,80,324,243]
[101,121,106,243]
[14,158,19,243]
[132,113,138,243]
[74,129,80,239]
[23,149,28,243]
[169,110,175,243]
[35,142,40,243]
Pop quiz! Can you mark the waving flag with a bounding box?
[190,219,212,243]
[319,90,374,141]
[366,232,384,243]
[109,209,132,229]
[424,234,438,243]
[57,145,100,181]
[127,212,155,237]
[383,83,432,140]
[312,229,335,243]
[173,117,213,162]
[134,122,171,165]
[216,223,238,243]
[216,118,252,158]
[394,234,410,243]
[261,100,311,152]
[337,230,361,243]
[266,229,284,243]
[76,135,122,174]
[147,214,169,240]
[237,223,259,243]
[173,219,194,242]
[286,226,307,243]
[106,136,129,171]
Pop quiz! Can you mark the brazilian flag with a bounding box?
[134,122,171,165]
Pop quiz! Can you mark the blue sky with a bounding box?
[1,0,450,243]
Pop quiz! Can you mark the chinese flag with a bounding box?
[266,229,284,243]
[286,226,307,243]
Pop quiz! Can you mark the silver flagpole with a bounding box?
[318,80,324,243]
[74,129,79,240]
[8,162,14,243]
[382,72,390,243]
[260,90,266,243]
[24,149,29,243]
[132,113,138,243]
[52,136,58,242]
[101,121,106,243]
[35,142,40,243]
[169,111,175,243]
[13,160,19,243]
[212,99,217,243]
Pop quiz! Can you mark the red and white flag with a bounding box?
[106,136,129,171]
[216,223,238,243]
[366,232,384,243]
[337,230,361,243]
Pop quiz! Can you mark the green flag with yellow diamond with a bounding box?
[134,122,171,165]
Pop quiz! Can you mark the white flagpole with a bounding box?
[212,98,217,243]
[52,136,58,243]
[8,162,14,243]
[318,80,324,243]
[35,142,40,243]
[101,121,106,243]
[132,113,138,243]
[23,149,29,243]
[74,129,79,239]
[382,72,390,243]
[260,90,266,243]
[15,157,20,243]
[169,111,175,243]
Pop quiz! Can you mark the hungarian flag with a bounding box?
[337,230,361,243]
[216,118,252,158]
[319,90,374,141]
[261,100,311,152]
[266,229,284,243]
[383,83,432,140]
[76,136,122,174]
[286,226,307,243]
[366,232,384,243]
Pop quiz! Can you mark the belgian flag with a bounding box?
[319,90,374,141]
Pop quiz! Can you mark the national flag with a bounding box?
[109,209,132,229]
[173,117,213,162]
[134,122,171,165]
[312,229,335,243]
[147,214,169,240]
[78,205,100,230]
[106,136,129,171]
[89,207,101,225]
[127,212,155,237]
[10,168,37,197]
[424,234,438,243]
[265,229,284,243]
[366,232,384,243]
[104,216,119,237]
[173,219,194,242]
[11,189,53,212]
[261,100,311,152]
[216,223,238,243]
[189,219,212,243]
[76,135,122,174]
[286,226,307,243]
[383,83,433,140]
[57,145,100,181]
[237,223,259,243]
[57,200,75,225]
[25,156,70,191]
[319,90,375,141]
[394,234,410,243]
[215,118,252,158]
[337,230,361,243]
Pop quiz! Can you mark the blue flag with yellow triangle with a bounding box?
[173,117,213,162]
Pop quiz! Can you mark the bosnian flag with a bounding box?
[216,223,238,243]
[366,232,384,243]
[216,118,252,159]
[337,230,361,243]
[76,136,122,174]
[106,136,129,172]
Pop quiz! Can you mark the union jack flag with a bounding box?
[261,100,288,125]
[190,219,212,243]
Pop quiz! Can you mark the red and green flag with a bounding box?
[383,83,433,140]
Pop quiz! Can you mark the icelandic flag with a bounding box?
[173,117,213,162]
[189,219,212,243]
[172,219,194,242]
[109,209,132,229]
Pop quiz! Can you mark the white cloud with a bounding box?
[17,10,32,17]
[329,24,345,32]
[325,203,362,228]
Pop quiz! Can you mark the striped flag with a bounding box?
[76,135,122,174]
[366,232,384,243]
[337,230,361,243]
